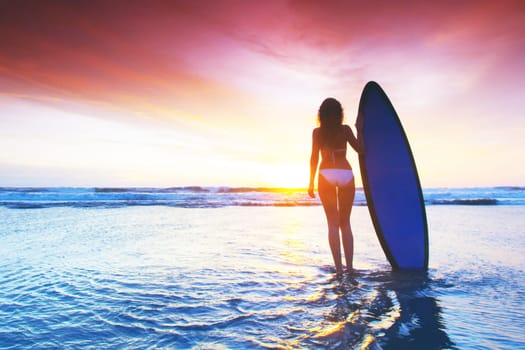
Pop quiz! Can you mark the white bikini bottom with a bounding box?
[320,169,354,187]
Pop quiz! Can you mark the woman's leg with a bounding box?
[318,175,343,275]
[338,178,356,271]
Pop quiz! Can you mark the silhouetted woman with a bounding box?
[309,98,362,275]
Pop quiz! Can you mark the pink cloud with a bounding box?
[0,0,523,116]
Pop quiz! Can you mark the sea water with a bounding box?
[0,187,524,349]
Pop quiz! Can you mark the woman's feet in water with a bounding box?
[335,267,344,277]
[346,266,357,275]
[334,266,357,278]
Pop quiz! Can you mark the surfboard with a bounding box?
[357,81,428,270]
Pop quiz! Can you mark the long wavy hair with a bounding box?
[318,97,344,148]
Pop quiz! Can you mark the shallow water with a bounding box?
[0,205,524,349]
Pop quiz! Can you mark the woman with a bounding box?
[308,97,362,275]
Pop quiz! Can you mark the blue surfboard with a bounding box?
[357,81,428,270]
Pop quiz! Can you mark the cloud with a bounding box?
[1,0,524,123]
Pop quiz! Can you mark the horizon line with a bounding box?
[1,185,523,190]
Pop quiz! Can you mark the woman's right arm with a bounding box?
[346,125,363,154]
[309,128,320,198]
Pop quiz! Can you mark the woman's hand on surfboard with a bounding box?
[355,111,363,131]
[358,136,365,154]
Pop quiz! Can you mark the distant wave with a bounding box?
[429,199,499,205]
[0,187,52,193]
[94,187,132,193]
[92,187,309,194]
[495,186,525,192]
[216,187,307,193]
[0,187,524,209]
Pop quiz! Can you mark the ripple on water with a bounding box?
[0,263,458,349]
[1,206,524,349]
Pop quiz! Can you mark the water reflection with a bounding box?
[377,271,455,350]
[313,270,455,349]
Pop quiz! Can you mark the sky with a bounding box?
[0,0,524,188]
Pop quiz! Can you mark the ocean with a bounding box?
[0,187,524,349]
[1,186,524,209]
